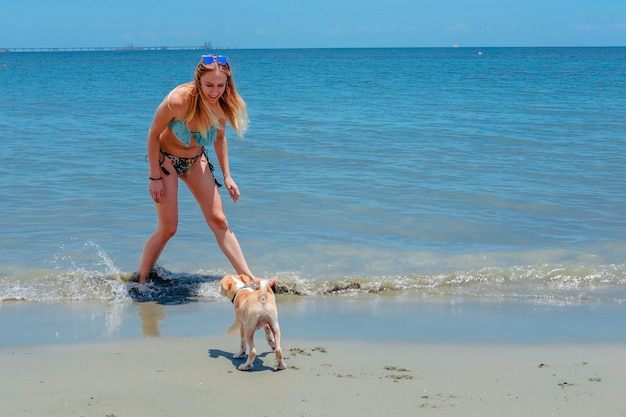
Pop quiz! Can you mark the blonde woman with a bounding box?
[138,55,258,284]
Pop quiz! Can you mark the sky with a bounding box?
[1,0,625,49]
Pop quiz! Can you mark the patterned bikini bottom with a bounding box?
[159,148,222,187]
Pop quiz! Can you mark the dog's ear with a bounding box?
[239,274,252,285]
[266,278,278,293]
[220,277,233,296]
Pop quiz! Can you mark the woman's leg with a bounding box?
[138,164,179,283]
[183,156,259,282]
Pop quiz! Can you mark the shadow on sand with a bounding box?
[208,348,278,372]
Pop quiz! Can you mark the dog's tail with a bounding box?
[259,279,276,304]
[259,280,269,304]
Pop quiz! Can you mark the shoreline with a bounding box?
[1,336,625,416]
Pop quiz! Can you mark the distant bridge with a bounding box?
[0,44,235,53]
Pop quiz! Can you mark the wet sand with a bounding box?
[2,294,624,348]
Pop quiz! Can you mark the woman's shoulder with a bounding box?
[165,84,193,111]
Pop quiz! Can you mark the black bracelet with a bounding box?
[149,177,163,181]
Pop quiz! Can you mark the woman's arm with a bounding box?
[147,90,183,202]
[213,120,240,202]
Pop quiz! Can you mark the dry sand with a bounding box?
[1,336,624,417]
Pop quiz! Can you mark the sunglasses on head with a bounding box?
[202,55,228,65]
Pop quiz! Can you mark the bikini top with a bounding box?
[168,119,217,146]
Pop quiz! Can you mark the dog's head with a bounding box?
[220,274,253,300]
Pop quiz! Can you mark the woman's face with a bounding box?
[199,70,228,104]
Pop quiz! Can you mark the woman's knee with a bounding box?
[157,223,178,240]
[208,213,229,232]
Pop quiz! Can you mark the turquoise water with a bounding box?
[1,47,625,312]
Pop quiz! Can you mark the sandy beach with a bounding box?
[2,334,624,417]
[2,295,626,416]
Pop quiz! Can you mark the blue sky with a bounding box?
[1,0,625,48]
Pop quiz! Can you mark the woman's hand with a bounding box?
[149,179,164,204]
[224,176,240,203]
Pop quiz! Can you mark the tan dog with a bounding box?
[220,274,286,371]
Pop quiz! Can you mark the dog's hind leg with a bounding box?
[237,328,256,371]
[234,324,246,359]
[270,322,287,370]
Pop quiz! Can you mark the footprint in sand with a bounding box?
[383,365,414,382]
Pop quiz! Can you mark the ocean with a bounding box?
[1,47,625,346]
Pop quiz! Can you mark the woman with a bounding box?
[137,54,258,284]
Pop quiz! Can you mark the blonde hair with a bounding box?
[182,57,248,138]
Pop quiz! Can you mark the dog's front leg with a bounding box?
[234,324,246,359]
[264,324,276,351]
